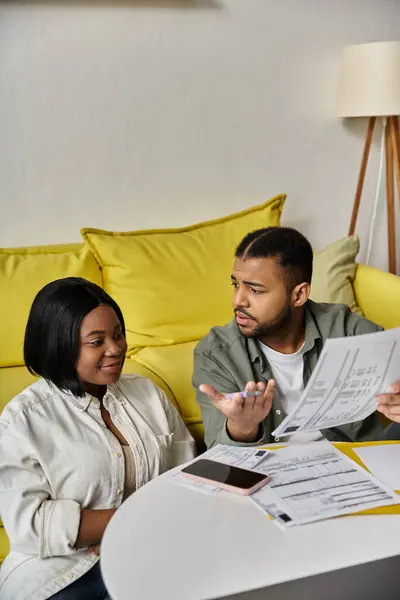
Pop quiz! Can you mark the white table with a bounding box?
[101,473,400,600]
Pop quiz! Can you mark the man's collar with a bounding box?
[248,337,262,364]
[303,301,322,352]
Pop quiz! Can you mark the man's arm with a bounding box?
[344,309,384,336]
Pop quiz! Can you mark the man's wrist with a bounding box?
[226,419,261,443]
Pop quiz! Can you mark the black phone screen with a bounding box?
[181,459,268,489]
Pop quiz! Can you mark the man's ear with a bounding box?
[292,282,310,307]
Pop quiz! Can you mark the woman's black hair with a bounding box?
[24,277,126,397]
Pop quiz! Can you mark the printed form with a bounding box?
[250,440,400,526]
[272,327,400,438]
[168,442,399,527]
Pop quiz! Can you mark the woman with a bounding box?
[0,278,195,600]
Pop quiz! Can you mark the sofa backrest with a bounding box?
[0,243,102,368]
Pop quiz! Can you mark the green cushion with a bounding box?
[311,235,362,314]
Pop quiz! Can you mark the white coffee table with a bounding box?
[101,473,400,600]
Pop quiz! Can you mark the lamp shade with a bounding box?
[337,41,400,117]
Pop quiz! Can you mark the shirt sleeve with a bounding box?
[156,387,197,466]
[193,349,270,449]
[0,418,81,559]
[344,309,384,335]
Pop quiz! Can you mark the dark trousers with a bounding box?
[48,563,109,600]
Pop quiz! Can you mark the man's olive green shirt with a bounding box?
[193,301,385,448]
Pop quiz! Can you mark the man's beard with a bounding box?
[238,303,293,340]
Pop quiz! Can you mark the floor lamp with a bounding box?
[337,41,400,275]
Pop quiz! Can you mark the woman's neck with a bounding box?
[83,383,107,401]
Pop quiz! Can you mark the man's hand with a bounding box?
[199,380,276,442]
[376,382,400,423]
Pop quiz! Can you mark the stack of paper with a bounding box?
[169,441,400,527]
[250,440,400,527]
[354,445,400,491]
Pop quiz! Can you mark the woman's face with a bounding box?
[76,305,127,393]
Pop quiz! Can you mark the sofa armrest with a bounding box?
[353,264,400,329]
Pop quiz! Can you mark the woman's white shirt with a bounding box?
[0,374,195,600]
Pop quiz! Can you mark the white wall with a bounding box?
[1,0,400,271]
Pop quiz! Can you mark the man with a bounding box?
[193,227,400,448]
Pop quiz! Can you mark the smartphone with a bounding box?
[180,459,270,496]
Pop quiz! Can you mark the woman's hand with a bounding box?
[88,543,101,556]
[75,508,116,549]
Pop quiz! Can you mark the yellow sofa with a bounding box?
[1,204,400,563]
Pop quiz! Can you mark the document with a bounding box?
[354,444,400,491]
[250,440,400,526]
[272,327,400,438]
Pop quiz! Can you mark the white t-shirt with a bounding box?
[260,341,323,442]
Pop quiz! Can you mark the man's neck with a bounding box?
[259,309,305,354]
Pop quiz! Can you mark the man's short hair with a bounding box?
[24,277,126,397]
[235,227,313,289]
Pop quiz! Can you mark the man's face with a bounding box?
[231,256,293,339]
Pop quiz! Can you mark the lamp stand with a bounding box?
[348,115,400,274]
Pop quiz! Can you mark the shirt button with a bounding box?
[117,488,123,496]
[276,409,281,416]
[275,436,280,442]
[116,452,122,459]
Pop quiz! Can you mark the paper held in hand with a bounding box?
[272,327,400,439]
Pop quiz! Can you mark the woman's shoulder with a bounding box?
[0,379,55,430]
[114,374,180,419]
[113,375,181,426]
[115,374,162,397]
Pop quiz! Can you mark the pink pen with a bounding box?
[225,391,262,399]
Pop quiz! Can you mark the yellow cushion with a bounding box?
[353,264,400,330]
[310,235,362,314]
[0,527,10,564]
[82,195,285,355]
[134,342,200,425]
[0,244,102,367]
[0,366,38,414]
[122,357,177,408]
